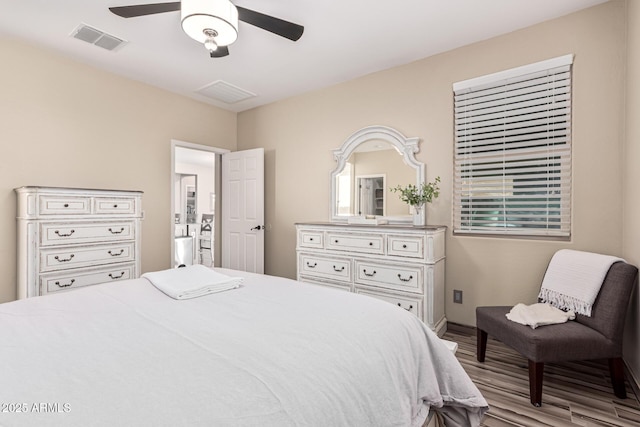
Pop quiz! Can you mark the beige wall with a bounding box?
[238,0,626,327]
[623,0,640,393]
[0,37,237,303]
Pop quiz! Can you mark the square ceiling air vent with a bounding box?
[196,80,256,104]
[70,24,127,51]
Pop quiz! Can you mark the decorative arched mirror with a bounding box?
[330,125,425,223]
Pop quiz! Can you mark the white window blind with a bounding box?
[453,55,573,237]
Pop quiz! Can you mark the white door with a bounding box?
[221,148,265,273]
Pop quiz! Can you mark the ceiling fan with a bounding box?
[109,0,304,58]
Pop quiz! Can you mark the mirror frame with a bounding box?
[330,125,425,223]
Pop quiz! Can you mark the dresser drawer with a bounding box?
[41,221,135,246]
[39,196,91,215]
[40,263,135,295]
[40,242,135,272]
[299,254,351,282]
[355,261,423,293]
[387,235,424,259]
[94,197,137,215]
[298,230,324,249]
[355,287,422,317]
[326,232,384,255]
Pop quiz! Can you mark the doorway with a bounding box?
[171,140,229,268]
[356,175,385,216]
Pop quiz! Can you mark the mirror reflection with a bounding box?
[336,142,415,217]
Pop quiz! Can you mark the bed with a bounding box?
[0,268,487,426]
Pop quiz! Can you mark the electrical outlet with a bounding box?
[453,290,463,304]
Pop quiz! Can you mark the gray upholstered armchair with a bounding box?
[476,259,638,407]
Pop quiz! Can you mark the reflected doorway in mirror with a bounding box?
[356,175,385,217]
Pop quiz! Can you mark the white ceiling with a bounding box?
[0,0,607,112]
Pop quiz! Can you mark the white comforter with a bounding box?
[0,269,487,426]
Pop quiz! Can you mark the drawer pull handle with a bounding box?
[402,244,407,249]
[397,303,414,311]
[63,203,69,208]
[108,227,125,234]
[334,239,339,244]
[363,269,376,277]
[108,249,125,257]
[109,272,125,279]
[369,242,373,246]
[54,229,75,237]
[333,265,345,272]
[113,204,118,208]
[397,274,414,282]
[55,279,75,288]
[309,238,314,241]
[54,254,75,262]
[306,262,317,268]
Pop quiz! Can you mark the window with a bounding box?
[453,55,573,237]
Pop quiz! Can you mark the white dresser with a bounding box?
[15,187,143,299]
[296,222,447,336]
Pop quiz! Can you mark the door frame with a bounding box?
[170,139,230,268]
[355,174,386,217]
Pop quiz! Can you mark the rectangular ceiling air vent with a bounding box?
[196,80,256,104]
[70,24,127,51]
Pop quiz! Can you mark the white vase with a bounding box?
[412,205,425,226]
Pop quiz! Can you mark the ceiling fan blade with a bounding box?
[237,6,304,42]
[210,46,229,58]
[109,2,180,18]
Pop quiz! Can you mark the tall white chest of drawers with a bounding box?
[15,187,143,299]
[296,222,447,336]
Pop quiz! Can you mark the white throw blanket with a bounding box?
[142,265,243,299]
[537,249,623,316]
[506,303,575,329]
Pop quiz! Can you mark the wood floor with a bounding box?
[442,326,640,426]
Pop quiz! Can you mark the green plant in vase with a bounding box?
[391,176,441,225]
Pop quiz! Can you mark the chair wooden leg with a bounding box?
[609,357,627,399]
[477,328,488,362]
[528,360,544,407]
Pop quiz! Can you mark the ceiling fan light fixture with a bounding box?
[181,0,238,47]
[203,32,218,52]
